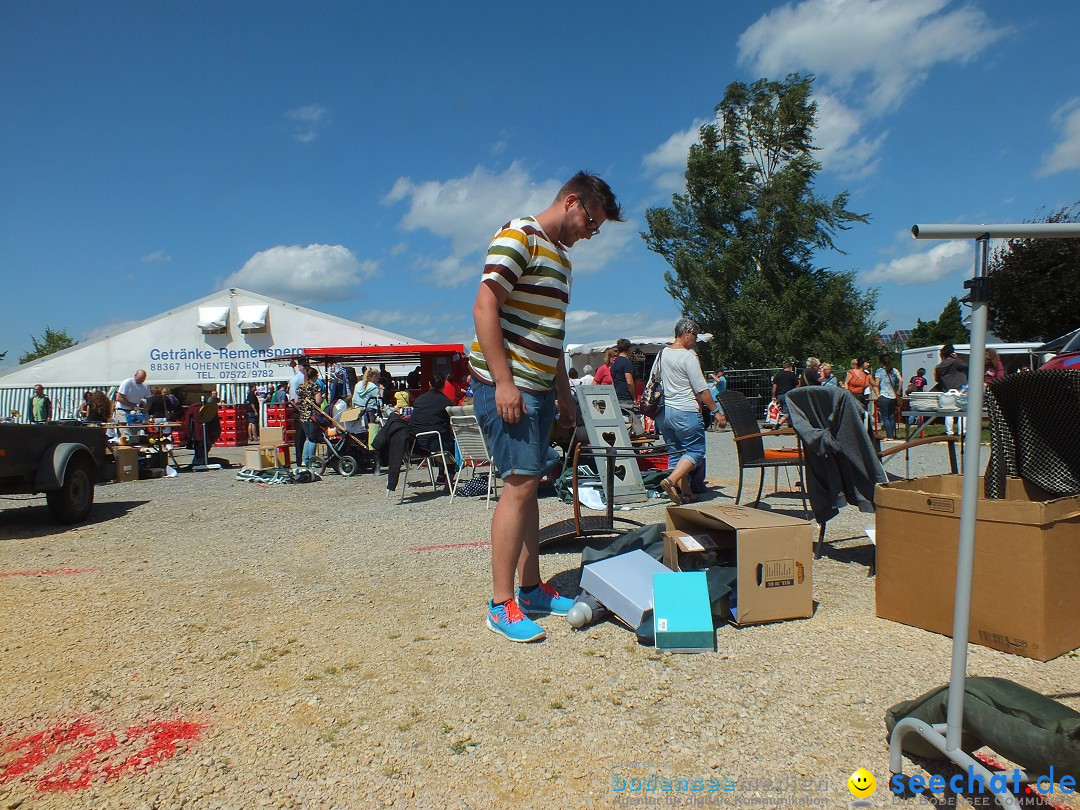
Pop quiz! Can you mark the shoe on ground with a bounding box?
[660,478,683,505]
[487,599,546,642]
[517,582,574,616]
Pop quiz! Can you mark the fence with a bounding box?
[717,368,782,417]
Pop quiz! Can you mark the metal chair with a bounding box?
[449,414,498,507]
[716,390,808,512]
[398,431,452,502]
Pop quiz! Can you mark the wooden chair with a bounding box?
[716,390,808,514]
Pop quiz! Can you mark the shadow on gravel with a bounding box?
[815,533,876,571]
[0,499,150,540]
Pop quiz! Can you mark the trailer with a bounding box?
[0,422,112,523]
[900,342,1044,388]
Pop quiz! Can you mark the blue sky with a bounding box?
[2,0,1078,370]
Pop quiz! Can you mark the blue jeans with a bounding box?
[661,406,707,469]
[472,378,555,479]
[879,397,897,439]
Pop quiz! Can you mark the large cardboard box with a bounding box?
[875,475,1080,661]
[259,425,286,449]
[665,505,813,625]
[113,446,139,482]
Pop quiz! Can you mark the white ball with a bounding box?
[566,602,592,628]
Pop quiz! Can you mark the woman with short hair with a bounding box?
[649,318,724,504]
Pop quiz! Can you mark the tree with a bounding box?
[19,326,79,364]
[906,297,969,348]
[642,73,881,367]
[987,203,1080,342]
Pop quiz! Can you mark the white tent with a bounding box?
[566,334,713,376]
[0,288,422,420]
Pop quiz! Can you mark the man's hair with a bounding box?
[917,367,926,376]
[558,171,625,222]
[583,364,593,375]
[431,373,446,390]
[674,317,699,338]
[941,343,955,358]
[568,367,579,379]
[616,338,631,353]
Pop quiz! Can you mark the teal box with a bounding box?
[653,571,714,652]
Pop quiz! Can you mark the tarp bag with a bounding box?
[884,677,1080,777]
[639,350,664,418]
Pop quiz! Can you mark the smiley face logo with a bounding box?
[848,768,876,798]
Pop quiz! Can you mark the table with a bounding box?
[82,421,184,470]
[901,408,985,475]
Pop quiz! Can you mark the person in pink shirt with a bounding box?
[592,348,616,386]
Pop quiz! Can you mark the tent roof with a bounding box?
[567,334,713,356]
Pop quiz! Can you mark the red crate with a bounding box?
[637,455,669,472]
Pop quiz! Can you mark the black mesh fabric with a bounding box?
[984,369,1080,498]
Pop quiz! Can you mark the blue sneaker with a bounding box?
[517,582,574,617]
[487,599,546,643]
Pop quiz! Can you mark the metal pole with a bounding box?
[943,236,990,751]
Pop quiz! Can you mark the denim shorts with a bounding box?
[661,405,707,468]
[472,378,556,479]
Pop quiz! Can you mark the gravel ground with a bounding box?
[1,431,1077,810]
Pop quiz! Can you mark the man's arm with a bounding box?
[472,280,525,423]
[623,370,636,401]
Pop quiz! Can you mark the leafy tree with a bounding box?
[987,203,1080,342]
[907,297,968,348]
[19,326,78,364]
[643,73,881,367]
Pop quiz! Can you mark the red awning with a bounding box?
[263,344,465,366]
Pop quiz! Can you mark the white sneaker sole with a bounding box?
[486,616,546,642]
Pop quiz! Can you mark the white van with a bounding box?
[900,342,1044,390]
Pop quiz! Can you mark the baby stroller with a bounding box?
[307,408,378,477]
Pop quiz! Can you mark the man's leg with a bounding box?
[491,474,539,604]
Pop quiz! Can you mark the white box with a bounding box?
[579,549,670,628]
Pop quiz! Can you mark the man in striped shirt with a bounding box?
[471,171,623,643]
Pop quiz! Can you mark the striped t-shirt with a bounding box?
[469,216,571,392]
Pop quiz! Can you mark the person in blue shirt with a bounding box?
[708,369,728,430]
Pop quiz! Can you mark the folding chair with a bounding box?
[448,414,498,507]
[398,430,452,502]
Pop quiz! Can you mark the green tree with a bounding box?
[906,297,968,348]
[987,203,1080,342]
[643,73,881,367]
[19,326,78,364]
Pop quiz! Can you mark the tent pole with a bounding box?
[944,235,989,751]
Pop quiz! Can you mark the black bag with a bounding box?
[639,350,664,418]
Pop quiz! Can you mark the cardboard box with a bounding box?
[259,425,286,449]
[579,549,670,628]
[875,475,1080,661]
[663,530,720,572]
[245,448,275,470]
[665,505,813,625]
[113,446,139,482]
[653,571,714,652]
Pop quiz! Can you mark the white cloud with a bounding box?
[642,120,707,194]
[1038,97,1080,177]
[224,244,377,303]
[737,0,1006,175]
[863,239,972,284]
[285,104,330,143]
[382,162,632,287]
[564,309,680,346]
[140,250,171,263]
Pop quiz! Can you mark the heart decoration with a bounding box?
[591,400,607,415]
[602,431,617,447]
[613,464,627,481]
